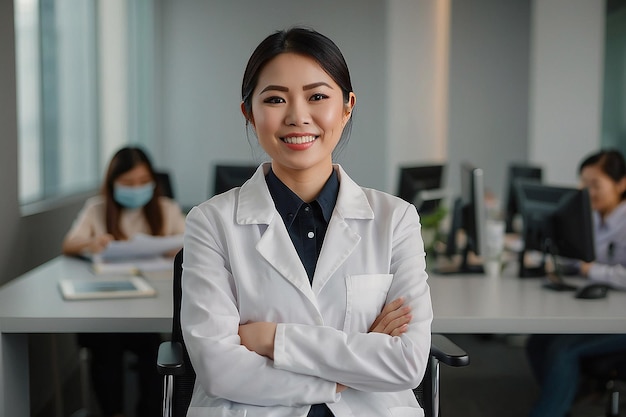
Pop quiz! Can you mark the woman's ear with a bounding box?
[240,102,255,127]
[617,177,626,196]
[343,93,356,125]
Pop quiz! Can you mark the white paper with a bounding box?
[94,233,183,261]
[91,256,174,275]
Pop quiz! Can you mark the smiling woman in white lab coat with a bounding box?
[181,27,433,417]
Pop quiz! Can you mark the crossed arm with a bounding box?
[238,297,412,393]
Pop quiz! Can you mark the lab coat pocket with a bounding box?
[186,407,247,417]
[388,406,424,417]
[344,273,393,332]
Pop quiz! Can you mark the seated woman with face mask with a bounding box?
[62,146,185,417]
[63,146,185,258]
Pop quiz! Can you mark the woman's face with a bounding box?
[114,163,153,187]
[580,164,626,216]
[245,53,355,179]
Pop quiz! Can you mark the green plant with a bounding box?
[420,205,447,229]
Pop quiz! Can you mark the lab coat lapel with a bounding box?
[312,166,374,293]
[256,219,315,301]
[312,215,360,293]
[237,164,316,304]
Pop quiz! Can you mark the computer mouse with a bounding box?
[574,283,610,299]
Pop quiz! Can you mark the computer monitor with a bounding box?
[504,164,543,233]
[441,163,487,274]
[514,180,595,279]
[213,164,258,196]
[396,165,445,215]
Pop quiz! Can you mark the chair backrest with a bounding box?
[171,249,196,417]
[155,171,175,199]
[414,357,433,412]
[212,164,257,197]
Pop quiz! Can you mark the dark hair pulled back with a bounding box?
[579,149,626,201]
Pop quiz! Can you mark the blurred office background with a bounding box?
[1,0,625,416]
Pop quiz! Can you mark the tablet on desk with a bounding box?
[59,276,157,300]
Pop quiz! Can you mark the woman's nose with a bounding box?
[284,101,311,126]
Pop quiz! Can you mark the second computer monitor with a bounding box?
[442,162,487,274]
[504,163,543,233]
[396,164,445,214]
[514,180,595,277]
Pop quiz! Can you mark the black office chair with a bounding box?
[212,164,258,197]
[581,351,626,417]
[158,250,469,417]
[155,171,175,199]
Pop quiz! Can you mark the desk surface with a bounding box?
[0,256,173,333]
[428,270,626,334]
[1,256,625,335]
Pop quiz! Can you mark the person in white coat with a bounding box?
[181,27,433,417]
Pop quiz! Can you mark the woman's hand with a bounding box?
[238,322,277,359]
[580,261,593,277]
[369,297,412,336]
[87,234,114,254]
[164,248,182,257]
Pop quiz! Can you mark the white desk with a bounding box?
[428,271,626,334]
[1,257,625,416]
[0,256,173,417]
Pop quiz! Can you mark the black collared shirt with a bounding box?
[266,168,338,283]
[265,167,338,417]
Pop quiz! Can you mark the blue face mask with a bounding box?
[113,182,155,209]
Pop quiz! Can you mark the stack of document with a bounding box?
[90,233,183,275]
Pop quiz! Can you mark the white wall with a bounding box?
[98,0,130,162]
[446,0,531,205]
[386,0,451,193]
[529,0,605,187]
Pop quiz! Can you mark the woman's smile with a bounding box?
[281,134,319,151]
[281,134,318,145]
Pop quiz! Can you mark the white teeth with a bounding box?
[283,135,316,144]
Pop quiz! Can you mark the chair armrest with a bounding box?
[430,334,470,367]
[157,341,185,376]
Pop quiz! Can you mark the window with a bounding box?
[602,1,626,157]
[15,0,156,207]
[15,0,43,203]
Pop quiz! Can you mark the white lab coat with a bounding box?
[181,164,432,417]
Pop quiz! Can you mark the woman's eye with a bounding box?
[263,96,285,104]
[310,93,328,101]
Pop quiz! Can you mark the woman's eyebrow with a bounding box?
[259,82,333,94]
[260,85,288,93]
[303,82,333,90]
